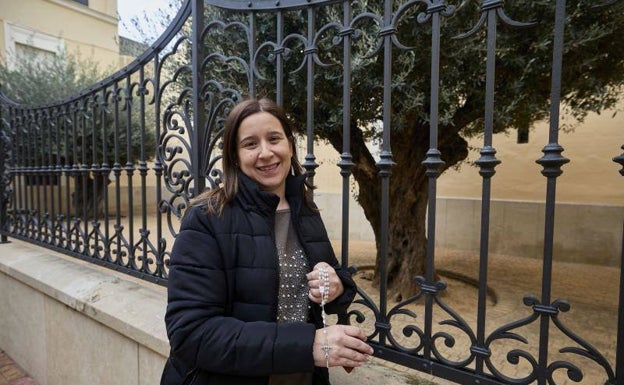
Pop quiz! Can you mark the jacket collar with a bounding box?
[236,171,307,216]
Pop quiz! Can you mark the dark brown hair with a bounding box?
[193,98,307,215]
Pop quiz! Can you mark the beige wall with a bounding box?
[0,0,119,70]
[310,103,624,264]
[437,103,624,205]
[311,103,624,205]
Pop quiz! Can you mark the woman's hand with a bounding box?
[306,262,344,304]
[313,325,373,368]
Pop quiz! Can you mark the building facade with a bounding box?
[1,0,119,71]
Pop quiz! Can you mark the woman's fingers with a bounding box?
[308,288,321,303]
[313,325,374,368]
[307,263,345,303]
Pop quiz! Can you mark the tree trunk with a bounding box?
[72,172,110,219]
[324,119,469,300]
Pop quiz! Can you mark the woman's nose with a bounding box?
[258,141,272,158]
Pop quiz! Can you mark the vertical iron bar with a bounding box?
[0,102,7,243]
[473,7,500,374]
[154,51,166,278]
[113,84,122,261]
[72,104,81,251]
[80,101,88,250]
[22,111,28,234]
[248,13,257,99]
[12,108,17,238]
[138,66,149,273]
[90,95,99,255]
[44,111,52,242]
[19,111,26,235]
[304,7,318,184]
[17,110,23,235]
[191,0,206,196]
[275,11,285,105]
[53,107,63,247]
[339,0,354,270]
[64,106,71,247]
[91,98,97,223]
[55,108,63,245]
[27,111,35,236]
[617,222,624,385]
[101,87,111,261]
[615,145,624,384]
[422,3,445,362]
[535,1,570,384]
[125,76,135,266]
[376,0,396,346]
[15,111,23,236]
[35,112,42,241]
[41,110,47,240]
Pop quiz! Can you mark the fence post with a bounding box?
[618,224,624,385]
[191,0,206,197]
[0,100,9,244]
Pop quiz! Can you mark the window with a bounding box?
[73,0,88,5]
[3,21,64,70]
[15,43,56,67]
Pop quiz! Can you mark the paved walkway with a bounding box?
[342,241,620,385]
[0,350,423,385]
[0,351,36,385]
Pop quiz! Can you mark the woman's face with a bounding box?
[237,111,293,199]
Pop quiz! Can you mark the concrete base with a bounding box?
[0,240,168,385]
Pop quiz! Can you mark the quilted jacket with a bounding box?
[160,172,357,385]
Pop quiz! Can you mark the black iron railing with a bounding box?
[1,0,623,384]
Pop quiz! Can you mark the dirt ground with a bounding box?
[333,240,620,385]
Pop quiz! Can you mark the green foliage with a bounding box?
[0,49,157,167]
[0,49,104,104]
[121,0,624,157]
[286,0,624,141]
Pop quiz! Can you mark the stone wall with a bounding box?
[0,240,168,385]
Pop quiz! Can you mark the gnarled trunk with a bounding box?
[325,120,469,299]
[72,172,111,219]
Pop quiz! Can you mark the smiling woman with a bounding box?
[160,98,373,385]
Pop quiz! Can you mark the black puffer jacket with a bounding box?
[161,173,357,385]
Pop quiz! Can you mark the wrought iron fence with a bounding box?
[1,0,623,384]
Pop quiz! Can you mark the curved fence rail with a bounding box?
[1,0,623,384]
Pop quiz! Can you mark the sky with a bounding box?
[117,0,175,43]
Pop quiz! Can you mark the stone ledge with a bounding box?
[0,239,169,357]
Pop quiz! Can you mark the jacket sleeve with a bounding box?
[165,205,316,376]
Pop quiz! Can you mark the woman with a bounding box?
[161,98,373,385]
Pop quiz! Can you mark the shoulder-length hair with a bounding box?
[192,98,308,215]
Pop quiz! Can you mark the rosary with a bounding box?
[318,267,331,368]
